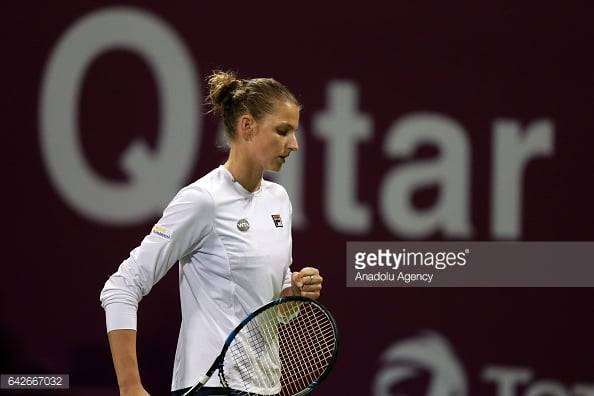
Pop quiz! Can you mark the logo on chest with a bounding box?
[236,218,250,232]
[271,214,283,228]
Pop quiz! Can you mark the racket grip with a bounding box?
[183,373,212,396]
[197,372,210,385]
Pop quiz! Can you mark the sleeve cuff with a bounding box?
[104,302,138,332]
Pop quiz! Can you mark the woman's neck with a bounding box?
[224,156,262,193]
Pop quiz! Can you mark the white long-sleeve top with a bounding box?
[100,165,293,391]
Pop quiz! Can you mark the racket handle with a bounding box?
[182,373,211,396]
[197,373,210,385]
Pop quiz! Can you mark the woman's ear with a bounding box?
[238,115,255,141]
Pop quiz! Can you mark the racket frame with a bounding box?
[183,296,339,396]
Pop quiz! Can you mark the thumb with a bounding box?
[292,271,303,288]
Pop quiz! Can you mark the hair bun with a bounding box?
[207,71,241,111]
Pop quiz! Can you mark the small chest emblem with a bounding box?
[237,218,250,232]
[271,214,283,228]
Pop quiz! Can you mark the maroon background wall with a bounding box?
[2,1,594,395]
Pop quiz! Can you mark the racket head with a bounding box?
[219,296,340,396]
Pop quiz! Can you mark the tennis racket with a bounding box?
[182,296,340,396]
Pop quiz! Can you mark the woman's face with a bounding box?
[250,100,300,172]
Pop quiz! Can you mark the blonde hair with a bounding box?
[206,70,300,144]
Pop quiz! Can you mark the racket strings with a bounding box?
[223,301,338,396]
[225,310,281,393]
[277,304,336,395]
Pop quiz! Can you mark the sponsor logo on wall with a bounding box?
[373,332,594,396]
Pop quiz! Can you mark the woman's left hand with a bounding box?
[291,267,323,299]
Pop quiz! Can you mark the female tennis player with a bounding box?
[100,70,323,396]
